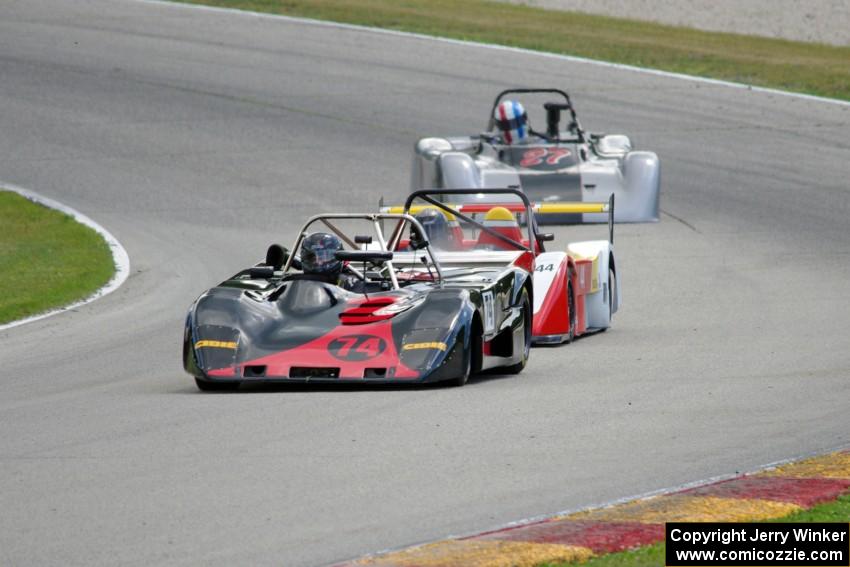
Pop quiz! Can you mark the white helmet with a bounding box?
[494,100,529,144]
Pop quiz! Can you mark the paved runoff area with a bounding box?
[497,0,850,46]
[340,451,850,566]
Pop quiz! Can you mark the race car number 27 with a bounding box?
[520,148,571,168]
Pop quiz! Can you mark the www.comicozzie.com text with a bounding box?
[669,526,847,546]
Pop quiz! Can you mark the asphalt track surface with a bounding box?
[1,1,848,565]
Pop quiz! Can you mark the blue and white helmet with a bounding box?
[494,100,529,144]
[301,232,343,275]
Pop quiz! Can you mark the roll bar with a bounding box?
[396,189,614,245]
[403,188,536,254]
[283,213,443,289]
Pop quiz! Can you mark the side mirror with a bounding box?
[596,135,632,155]
[537,233,555,242]
[410,237,430,250]
[265,244,288,270]
[409,228,430,250]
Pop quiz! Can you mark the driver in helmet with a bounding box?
[300,232,378,292]
[494,100,531,145]
[413,208,457,250]
[299,232,344,284]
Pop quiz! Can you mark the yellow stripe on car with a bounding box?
[382,202,608,215]
[382,205,459,221]
[195,340,238,349]
[534,203,607,214]
[402,342,447,351]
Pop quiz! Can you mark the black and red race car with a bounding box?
[183,208,534,390]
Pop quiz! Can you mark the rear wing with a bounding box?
[538,195,614,244]
[381,190,615,245]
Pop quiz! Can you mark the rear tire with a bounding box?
[600,267,616,332]
[565,277,576,344]
[504,289,531,374]
[195,377,240,391]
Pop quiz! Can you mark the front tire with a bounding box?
[449,321,482,387]
[448,336,473,387]
[504,289,531,374]
[195,377,240,391]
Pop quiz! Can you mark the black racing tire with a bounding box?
[446,325,474,388]
[504,288,531,375]
[565,276,576,344]
[195,377,240,391]
[448,335,473,387]
[449,319,483,387]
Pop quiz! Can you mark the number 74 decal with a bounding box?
[328,335,387,361]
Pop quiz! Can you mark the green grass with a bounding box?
[174,0,850,102]
[0,191,115,324]
[538,494,850,566]
[542,542,665,567]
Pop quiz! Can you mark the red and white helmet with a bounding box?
[494,100,529,144]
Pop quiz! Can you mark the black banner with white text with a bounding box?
[666,523,849,566]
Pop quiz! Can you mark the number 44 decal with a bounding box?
[535,263,555,272]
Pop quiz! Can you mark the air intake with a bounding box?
[289,367,340,378]
[339,297,396,325]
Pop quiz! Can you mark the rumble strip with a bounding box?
[335,450,850,567]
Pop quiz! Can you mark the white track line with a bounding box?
[0,183,130,332]
[130,0,850,108]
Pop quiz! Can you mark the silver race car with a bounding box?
[411,88,660,223]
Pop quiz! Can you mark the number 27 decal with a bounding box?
[520,148,572,167]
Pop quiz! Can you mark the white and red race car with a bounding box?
[382,188,619,344]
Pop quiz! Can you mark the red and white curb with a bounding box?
[335,450,850,566]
